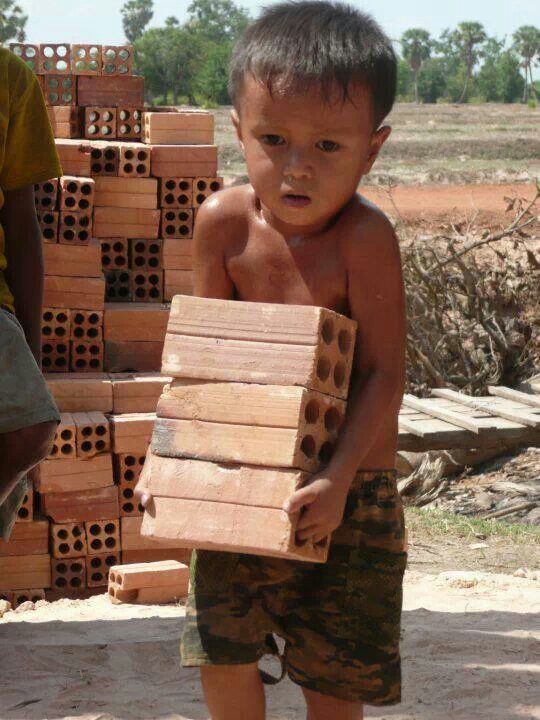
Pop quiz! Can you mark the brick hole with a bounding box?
[57,312,68,323]
[101,126,112,136]
[304,399,320,424]
[316,357,331,381]
[43,228,55,240]
[60,444,72,455]
[103,111,113,122]
[178,194,188,204]
[66,181,78,193]
[42,327,52,337]
[136,164,146,174]
[210,181,221,191]
[81,425,92,437]
[74,328,84,338]
[95,424,107,436]
[105,537,116,549]
[57,343,67,354]
[137,151,147,161]
[197,181,207,191]
[88,125,99,135]
[95,440,106,451]
[324,407,342,432]
[74,540,84,552]
[321,318,334,344]
[56,357,68,368]
[64,214,75,227]
[89,524,101,536]
[17,594,30,605]
[164,193,175,205]
[124,470,134,480]
[91,539,103,550]
[134,256,144,267]
[81,441,92,452]
[56,327,66,337]
[56,563,68,574]
[105,149,116,160]
[105,556,116,567]
[50,444,58,455]
[196,194,205,204]
[87,328,98,339]
[58,542,70,554]
[338,329,352,355]
[90,558,101,569]
[91,149,103,160]
[179,181,190,190]
[92,163,103,173]
[108,587,115,596]
[124,150,134,160]
[92,572,104,582]
[300,435,316,458]
[109,573,116,584]
[125,456,136,466]
[148,257,159,268]
[31,595,43,603]
[72,526,82,537]
[55,577,67,588]
[123,488,134,499]
[18,507,29,519]
[56,528,68,540]
[79,199,90,210]
[165,180,176,190]
[64,197,76,209]
[43,343,53,354]
[70,577,82,588]
[123,502,134,512]
[318,441,335,464]
[333,363,346,388]
[123,163,133,173]
[119,287,130,298]
[42,198,53,207]
[43,311,54,322]
[43,182,54,193]
[179,225,189,236]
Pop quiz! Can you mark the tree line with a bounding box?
[0,0,538,106]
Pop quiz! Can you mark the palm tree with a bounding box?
[447,22,487,103]
[401,29,432,103]
[512,25,540,101]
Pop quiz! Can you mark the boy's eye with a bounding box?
[317,140,340,152]
[260,134,285,146]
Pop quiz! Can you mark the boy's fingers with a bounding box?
[135,491,152,508]
[296,525,319,542]
[283,485,318,514]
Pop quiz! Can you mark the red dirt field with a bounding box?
[360,182,537,223]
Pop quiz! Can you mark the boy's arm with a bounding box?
[1,185,44,364]
[285,213,406,544]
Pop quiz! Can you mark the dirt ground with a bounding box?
[1,563,538,720]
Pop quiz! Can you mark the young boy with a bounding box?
[0,47,62,540]
[139,2,407,718]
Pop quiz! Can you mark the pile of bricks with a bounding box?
[0,41,227,602]
[140,295,357,562]
[10,41,224,375]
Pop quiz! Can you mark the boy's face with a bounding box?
[232,75,391,233]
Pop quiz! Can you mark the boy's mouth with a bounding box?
[282,193,311,208]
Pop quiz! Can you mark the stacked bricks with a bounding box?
[140,295,357,562]
[108,560,189,604]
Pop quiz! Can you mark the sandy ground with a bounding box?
[1,569,538,720]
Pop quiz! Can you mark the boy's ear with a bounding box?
[230,108,245,155]
[364,125,391,173]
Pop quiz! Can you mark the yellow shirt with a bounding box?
[0,48,62,311]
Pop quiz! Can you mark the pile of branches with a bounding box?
[400,186,539,396]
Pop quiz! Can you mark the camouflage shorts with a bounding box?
[181,469,407,706]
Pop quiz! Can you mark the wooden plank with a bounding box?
[432,389,540,429]
[402,394,492,435]
[488,385,540,410]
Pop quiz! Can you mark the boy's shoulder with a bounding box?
[193,182,253,244]
[337,192,399,264]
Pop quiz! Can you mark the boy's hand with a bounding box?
[134,480,152,509]
[283,473,350,545]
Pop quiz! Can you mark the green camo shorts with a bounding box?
[181,469,407,706]
[0,308,60,540]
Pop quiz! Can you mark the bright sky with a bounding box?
[21,0,539,46]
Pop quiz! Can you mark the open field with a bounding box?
[214,103,539,186]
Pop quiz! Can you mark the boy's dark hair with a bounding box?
[229,0,397,127]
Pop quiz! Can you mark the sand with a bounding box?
[0,570,538,720]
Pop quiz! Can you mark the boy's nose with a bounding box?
[283,151,313,182]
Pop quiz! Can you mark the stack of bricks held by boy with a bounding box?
[140,295,357,561]
[0,41,225,604]
[10,41,223,375]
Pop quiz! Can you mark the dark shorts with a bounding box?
[181,469,407,706]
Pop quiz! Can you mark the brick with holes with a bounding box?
[160,209,193,239]
[70,341,104,372]
[87,552,120,587]
[117,108,143,139]
[159,178,193,209]
[16,489,33,522]
[40,75,76,105]
[108,560,189,604]
[0,590,13,605]
[41,338,70,373]
[192,177,224,206]
[101,239,129,270]
[51,557,86,591]
[118,143,151,178]
[42,308,70,341]
[38,43,71,74]
[130,271,163,303]
[59,176,95,212]
[129,239,162,271]
[34,178,59,210]
[36,455,114,493]
[85,107,117,139]
[102,45,134,76]
[72,411,110,458]
[70,310,103,342]
[12,589,46,607]
[59,210,93,245]
[105,269,132,302]
[37,209,59,243]
[85,519,121,556]
[115,453,146,517]
[71,44,102,75]
[9,43,39,72]
[89,141,119,176]
[48,412,76,460]
[162,296,357,400]
[44,276,105,310]
[153,381,346,473]
[50,522,87,559]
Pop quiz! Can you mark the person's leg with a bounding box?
[200,662,266,720]
[303,687,363,720]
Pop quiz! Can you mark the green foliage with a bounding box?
[417,58,448,103]
[401,28,432,102]
[187,0,250,44]
[195,40,233,105]
[512,25,540,100]
[440,22,488,102]
[396,57,412,99]
[477,48,524,102]
[121,0,153,43]
[0,0,27,44]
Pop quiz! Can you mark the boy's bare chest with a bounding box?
[225,228,349,314]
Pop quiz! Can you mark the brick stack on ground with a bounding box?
[140,295,357,562]
[108,559,189,604]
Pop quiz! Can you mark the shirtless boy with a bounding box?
[139,2,407,718]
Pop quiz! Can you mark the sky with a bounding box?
[20,0,540,46]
